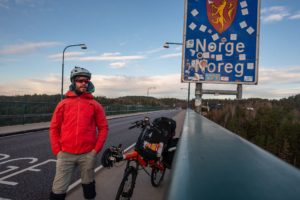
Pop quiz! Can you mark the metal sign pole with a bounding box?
[187,82,190,108]
[237,84,243,99]
[195,83,202,113]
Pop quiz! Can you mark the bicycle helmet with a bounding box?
[101,148,114,168]
[70,66,91,82]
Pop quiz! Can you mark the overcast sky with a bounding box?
[0,0,299,99]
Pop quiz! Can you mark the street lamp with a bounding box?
[163,42,183,48]
[61,44,87,100]
[181,87,190,109]
[147,87,156,97]
[163,41,191,108]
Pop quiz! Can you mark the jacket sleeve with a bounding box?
[94,103,109,153]
[49,102,64,155]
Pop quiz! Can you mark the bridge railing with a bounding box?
[167,109,300,200]
[0,101,164,126]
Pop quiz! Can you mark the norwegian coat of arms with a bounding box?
[206,0,238,34]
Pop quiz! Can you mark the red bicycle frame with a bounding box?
[123,150,164,171]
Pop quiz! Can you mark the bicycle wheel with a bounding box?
[115,166,137,200]
[151,167,166,187]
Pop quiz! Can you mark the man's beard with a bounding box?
[75,86,87,95]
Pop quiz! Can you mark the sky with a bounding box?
[0,0,300,100]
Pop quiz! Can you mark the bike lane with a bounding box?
[66,110,186,200]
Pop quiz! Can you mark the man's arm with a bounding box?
[94,103,109,153]
[49,102,64,155]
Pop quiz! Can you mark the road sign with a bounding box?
[182,0,260,84]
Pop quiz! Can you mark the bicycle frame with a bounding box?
[123,150,165,172]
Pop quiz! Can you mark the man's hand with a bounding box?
[91,149,97,156]
[57,151,62,156]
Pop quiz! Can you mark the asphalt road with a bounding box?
[0,110,181,200]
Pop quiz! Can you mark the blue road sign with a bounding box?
[182,0,260,84]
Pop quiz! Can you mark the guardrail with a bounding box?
[0,101,164,126]
[167,109,300,200]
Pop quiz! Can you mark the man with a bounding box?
[49,66,108,200]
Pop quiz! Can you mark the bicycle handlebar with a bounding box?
[128,117,150,130]
[128,125,137,129]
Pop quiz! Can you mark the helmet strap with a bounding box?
[69,81,79,94]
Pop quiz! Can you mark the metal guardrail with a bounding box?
[0,101,56,126]
[167,109,300,200]
[0,101,164,126]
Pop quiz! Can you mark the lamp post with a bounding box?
[180,87,190,109]
[163,41,190,108]
[147,87,156,97]
[163,42,183,48]
[61,44,87,100]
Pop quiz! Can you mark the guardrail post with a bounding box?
[22,102,26,125]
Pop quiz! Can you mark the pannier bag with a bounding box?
[136,128,164,161]
[135,117,177,161]
[152,117,176,141]
[162,138,179,169]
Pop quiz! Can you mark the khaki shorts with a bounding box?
[52,151,96,194]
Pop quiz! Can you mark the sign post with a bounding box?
[182,0,260,112]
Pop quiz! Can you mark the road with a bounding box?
[0,110,181,200]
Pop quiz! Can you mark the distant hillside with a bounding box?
[0,94,187,108]
[0,94,187,126]
[95,96,186,108]
[0,94,61,103]
[206,94,300,168]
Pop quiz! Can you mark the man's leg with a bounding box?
[50,152,76,200]
[78,152,96,200]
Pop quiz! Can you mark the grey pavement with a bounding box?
[66,110,186,200]
[0,110,186,200]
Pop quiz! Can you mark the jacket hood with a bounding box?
[65,91,94,99]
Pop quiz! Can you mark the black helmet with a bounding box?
[70,66,91,82]
[101,148,114,168]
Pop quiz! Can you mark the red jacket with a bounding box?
[49,91,108,155]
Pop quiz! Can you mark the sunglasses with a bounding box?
[75,79,90,84]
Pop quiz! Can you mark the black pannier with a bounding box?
[135,128,164,161]
[152,117,176,141]
[162,137,179,169]
[135,117,177,161]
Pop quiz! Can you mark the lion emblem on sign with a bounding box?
[207,0,238,34]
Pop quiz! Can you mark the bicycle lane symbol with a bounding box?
[0,153,56,186]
